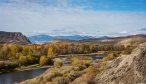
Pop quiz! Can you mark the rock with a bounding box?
[0,31,31,44]
[95,42,146,84]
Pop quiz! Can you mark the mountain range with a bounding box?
[28,34,99,43]
[1,31,146,47]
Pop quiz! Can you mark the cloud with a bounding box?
[139,28,146,31]
[0,0,146,36]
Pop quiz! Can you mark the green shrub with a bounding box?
[54,61,63,68]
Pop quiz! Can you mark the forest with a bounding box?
[0,43,134,72]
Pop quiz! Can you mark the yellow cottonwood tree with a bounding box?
[47,47,55,58]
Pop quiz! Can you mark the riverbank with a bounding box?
[0,66,49,84]
[0,52,106,74]
[57,51,106,57]
[15,64,52,71]
[0,64,52,74]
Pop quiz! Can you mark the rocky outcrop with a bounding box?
[0,31,31,44]
[95,42,146,84]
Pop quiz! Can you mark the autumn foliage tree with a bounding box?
[39,55,49,66]
[48,46,55,58]
[19,55,28,65]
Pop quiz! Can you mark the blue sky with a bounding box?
[0,0,146,36]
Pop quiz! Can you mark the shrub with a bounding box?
[38,76,44,83]
[46,82,54,84]
[54,61,63,68]
[53,77,70,84]
[73,64,87,71]
[66,71,83,81]
[86,66,97,74]
[122,46,136,55]
[102,52,120,61]
[122,49,132,55]
[71,57,91,67]
[47,71,62,81]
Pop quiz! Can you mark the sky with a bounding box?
[0,0,146,36]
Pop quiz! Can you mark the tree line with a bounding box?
[0,43,129,69]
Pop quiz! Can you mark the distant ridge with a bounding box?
[28,34,95,43]
[80,34,146,46]
[0,31,31,44]
[28,34,146,46]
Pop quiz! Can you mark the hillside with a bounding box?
[48,34,146,47]
[0,31,31,44]
[28,34,146,46]
[19,42,146,84]
[95,42,146,84]
[79,34,146,46]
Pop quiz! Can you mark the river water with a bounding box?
[0,55,104,84]
[0,68,48,84]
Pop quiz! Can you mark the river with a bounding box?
[0,68,48,84]
[0,55,104,84]
[91,55,104,60]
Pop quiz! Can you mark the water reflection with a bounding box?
[0,68,48,84]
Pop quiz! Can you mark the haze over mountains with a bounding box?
[28,34,97,43]
[1,31,146,47]
[28,33,146,47]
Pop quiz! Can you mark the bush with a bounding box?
[47,71,62,81]
[54,61,63,68]
[122,49,132,55]
[66,71,83,81]
[122,46,136,55]
[53,77,70,84]
[86,66,97,74]
[73,64,87,71]
[71,57,91,67]
[102,52,120,61]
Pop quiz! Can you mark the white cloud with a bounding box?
[0,1,146,36]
